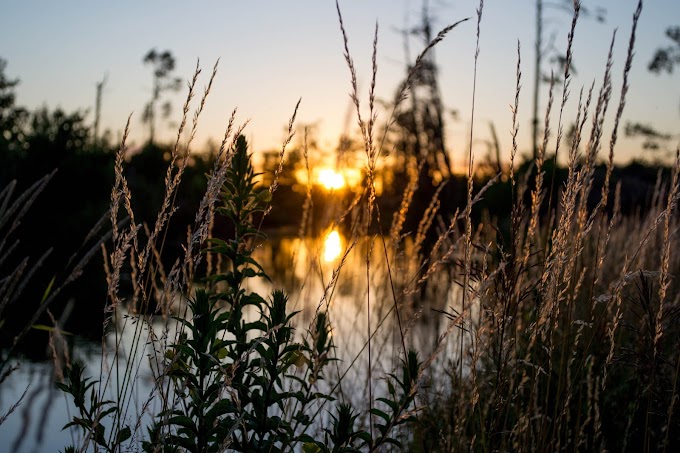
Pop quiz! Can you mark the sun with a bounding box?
[317,168,346,191]
[294,165,362,191]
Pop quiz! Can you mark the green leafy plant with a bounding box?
[138,136,362,452]
[57,362,131,452]
[136,136,423,452]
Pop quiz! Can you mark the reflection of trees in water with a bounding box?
[252,233,461,386]
[3,231,466,449]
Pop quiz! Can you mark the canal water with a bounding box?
[0,230,464,451]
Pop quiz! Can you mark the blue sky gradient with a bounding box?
[1,0,678,166]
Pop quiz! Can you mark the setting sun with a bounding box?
[293,165,363,191]
[323,229,342,262]
[318,168,345,191]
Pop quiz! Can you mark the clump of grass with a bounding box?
[2,0,674,451]
[408,0,680,451]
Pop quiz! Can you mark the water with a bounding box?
[0,231,463,451]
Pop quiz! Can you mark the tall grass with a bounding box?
[409,1,680,450]
[1,0,677,451]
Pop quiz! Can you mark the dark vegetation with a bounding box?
[0,34,676,358]
[0,49,673,354]
[0,0,679,450]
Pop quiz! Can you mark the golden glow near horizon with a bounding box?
[323,229,342,262]
[294,166,363,191]
[318,168,345,190]
[342,167,362,188]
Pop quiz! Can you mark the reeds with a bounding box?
[2,0,677,451]
[410,0,680,450]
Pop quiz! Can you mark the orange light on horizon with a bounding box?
[295,166,363,191]
[318,168,345,191]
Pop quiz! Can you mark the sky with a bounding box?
[1,0,679,168]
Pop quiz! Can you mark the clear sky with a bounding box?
[1,0,678,167]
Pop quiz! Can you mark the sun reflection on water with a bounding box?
[323,229,342,262]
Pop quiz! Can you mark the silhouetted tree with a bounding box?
[142,49,181,145]
[0,58,18,114]
[0,57,217,349]
[626,25,679,153]
[648,25,680,76]
[392,0,451,182]
[625,122,672,151]
[648,25,680,121]
[383,1,471,254]
[532,0,605,159]
[0,58,28,170]
[93,74,107,146]
[0,59,27,187]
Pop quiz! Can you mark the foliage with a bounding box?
[57,362,132,452]
[627,25,680,152]
[0,57,216,346]
[142,49,182,145]
[0,57,27,151]
[2,2,679,451]
[53,135,421,452]
[648,25,680,75]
